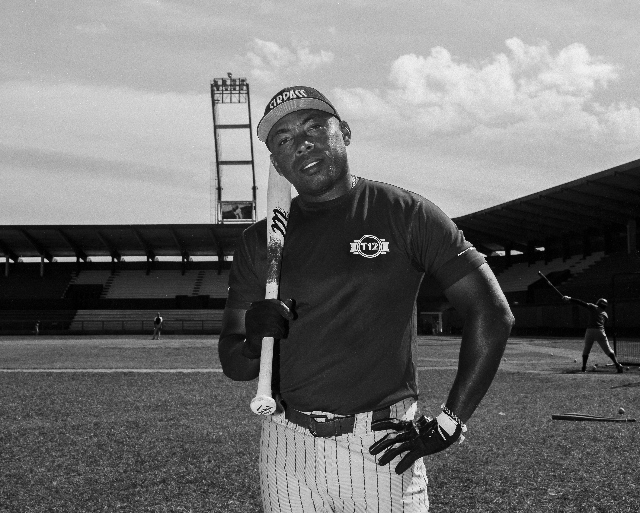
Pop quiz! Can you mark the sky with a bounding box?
[1,0,639,226]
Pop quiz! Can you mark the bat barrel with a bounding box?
[538,271,564,298]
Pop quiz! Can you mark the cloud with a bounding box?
[0,80,214,175]
[0,143,192,185]
[75,22,109,35]
[244,39,334,83]
[0,142,214,225]
[0,79,269,223]
[332,38,639,150]
[121,0,244,34]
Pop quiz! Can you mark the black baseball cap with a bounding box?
[257,85,340,144]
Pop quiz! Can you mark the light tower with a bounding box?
[210,74,257,223]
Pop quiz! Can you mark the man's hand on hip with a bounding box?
[369,410,466,474]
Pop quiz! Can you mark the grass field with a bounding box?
[1,335,639,512]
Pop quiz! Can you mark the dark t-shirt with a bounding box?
[227,179,485,414]
[570,298,607,330]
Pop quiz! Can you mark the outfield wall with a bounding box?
[509,300,640,336]
[2,261,638,337]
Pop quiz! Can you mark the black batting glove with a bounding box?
[369,409,466,474]
[242,299,295,359]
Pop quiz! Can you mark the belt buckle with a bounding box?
[308,415,353,437]
[308,416,328,437]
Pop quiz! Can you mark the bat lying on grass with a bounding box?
[552,413,636,422]
[611,381,640,389]
[250,163,291,416]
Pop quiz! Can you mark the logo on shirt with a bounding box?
[350,235,389,258]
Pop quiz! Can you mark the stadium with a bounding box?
[2,157,639,363]
[2,75,639,512]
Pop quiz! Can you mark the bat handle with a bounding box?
[248,283,282,416]
[250,336,277,415]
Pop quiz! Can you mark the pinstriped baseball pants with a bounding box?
[583,328,614,356]
[259,399,429,512]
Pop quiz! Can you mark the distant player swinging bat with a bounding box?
[250,163,291,415]
[537,271,564,298]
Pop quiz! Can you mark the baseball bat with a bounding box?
[250,163,291,416]
[537,271,564,298]
[551,413,636,422]
[611,381,640,389]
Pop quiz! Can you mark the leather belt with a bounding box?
[285,406,391,438]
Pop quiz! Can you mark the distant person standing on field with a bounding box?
[562,295,623,373]
[152,313,163,340]
[34,320,40,336]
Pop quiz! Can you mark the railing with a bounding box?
[0,319,221,334]
[0,320,70,332]
[70,320,220,332]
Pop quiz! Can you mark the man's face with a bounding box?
[268,109,350,201]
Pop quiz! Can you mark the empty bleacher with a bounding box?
[495,252,605,293]
[63,269,112,301]
[484,255,510,277]
[103,270,201,298]
[0,262,231,334]
[198,270,230,298]
[68,269,112,285]
[0,265,73,300]
[498,251,640,336]
[562,252,640,300]
[94,269,230,299]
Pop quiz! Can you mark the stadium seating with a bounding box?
[1,251,635,337]
[0,262,231,333]
[561,252,640,300]
[0,265,73,300]
[90,269,231,299]
[495,252,605,293]
[197,270,230,298]
[104,270,200,298]
[67,269,112,286]
[503,251,640,336]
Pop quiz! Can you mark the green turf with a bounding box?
[1,335,638,512]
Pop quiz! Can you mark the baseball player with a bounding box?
[219,85,514,512]
[152,312,163,340]
[562,295,624,373]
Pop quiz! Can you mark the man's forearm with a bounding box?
[568,297,589,308]
[444,308,513,423]
[218,334,260,381]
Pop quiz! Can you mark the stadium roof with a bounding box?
[2,158,639,261]
[453,158,640,253]
[0,223,250,262]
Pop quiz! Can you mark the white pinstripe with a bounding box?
[259,399,429,512]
